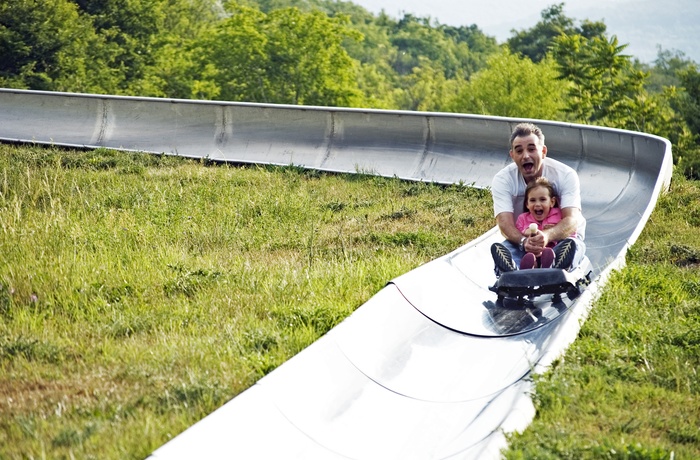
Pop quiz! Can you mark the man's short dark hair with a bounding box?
[510,123,545,148]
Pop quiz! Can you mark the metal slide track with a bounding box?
[0,89,673,459]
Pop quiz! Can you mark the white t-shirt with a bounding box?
[491,158,586,240]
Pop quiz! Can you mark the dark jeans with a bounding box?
[499,237,586,272]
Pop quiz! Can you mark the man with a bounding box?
[490,122,586,274]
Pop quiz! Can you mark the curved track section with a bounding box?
[0,89,673,459]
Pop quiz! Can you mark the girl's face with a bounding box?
[527,186,555,221]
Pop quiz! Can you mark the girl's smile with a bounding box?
[527,186,555,222]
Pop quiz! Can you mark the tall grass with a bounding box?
[0,144,493,459]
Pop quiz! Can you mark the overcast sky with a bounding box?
[349,0,700,63]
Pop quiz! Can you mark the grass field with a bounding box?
[1,143,698,459]
[0,144,493,459]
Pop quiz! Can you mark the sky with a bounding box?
[349,0,700,64]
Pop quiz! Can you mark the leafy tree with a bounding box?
[326,6,397,67]
[395,58,462,112]
[337,9,498,111]
[199,4,362,106]
[675,65,700,136]
[669,64,700,178]
[389,14,477,80]
[196,5,267,101]
[241,0,313,12]
[507,3,606,63]
[72,0,168,93]
[644,49,696,94]
[549,29,700,178]
[222,1,500,110]
[0,0,112,91]
[439,23,498,72]
[138,0,223,98]
[354,62,405,110]
[267,7,362,105]
[448,49,566,119]
[0,0,223,96]
[552,33,650,126]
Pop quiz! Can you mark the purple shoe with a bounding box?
[520,252,536,270]
[540,247,555,268]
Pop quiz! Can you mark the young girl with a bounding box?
[516,177,576,269]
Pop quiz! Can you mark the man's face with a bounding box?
[510,133,547,184]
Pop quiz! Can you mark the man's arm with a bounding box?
[540,206,579,247]
[495,212,524,245]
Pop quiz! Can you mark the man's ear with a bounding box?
[541,144,548,157]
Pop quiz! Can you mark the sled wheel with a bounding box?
[566,287,580,300]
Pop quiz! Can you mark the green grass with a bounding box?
[1,143,698,459]
[0,144,493,459]
[505,177,700,459]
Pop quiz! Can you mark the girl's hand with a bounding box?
[525,224,545,256]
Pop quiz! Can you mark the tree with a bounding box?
[197,5,267,101]
[229,1,501,110]
[668,64,700,178]
[552,33,649,126]
[448,49,567,119]
[507,3,606,63]
[138,0,223,98]
[0,0,112,92]
[199,4,362,106]
[0,0,223,96]
[389,14,477,80]
[72,0,166,93]
[396,58,462,112]
[550,29,700,178]
[439,23,498,73]
[675,65,700,137]
[354,61,404,110]
[266,7,362,105]
[645,49,695,94]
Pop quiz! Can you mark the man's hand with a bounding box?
[524,230,546,256]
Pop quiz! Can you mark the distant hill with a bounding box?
[351,0,700,64]
[550,0,699,63]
